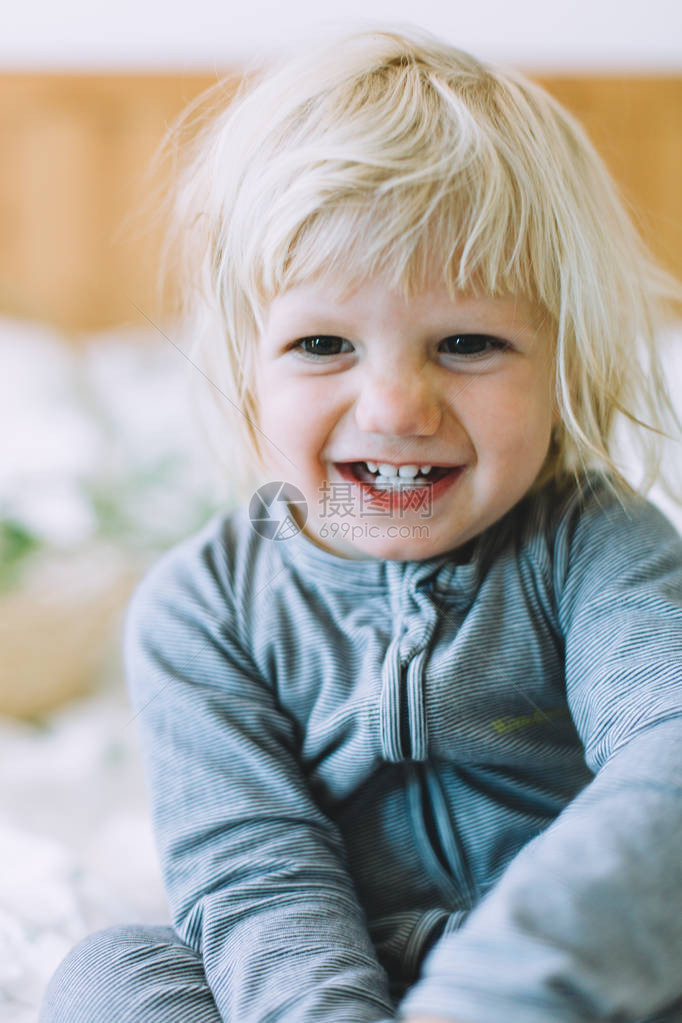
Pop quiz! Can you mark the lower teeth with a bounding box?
[372,474,430,487]
[375,482,428,489]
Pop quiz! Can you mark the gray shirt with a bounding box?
[124,474,682,1022]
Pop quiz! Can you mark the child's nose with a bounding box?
[354,369,442,436]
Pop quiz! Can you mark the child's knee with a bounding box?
[39,924,182,1023]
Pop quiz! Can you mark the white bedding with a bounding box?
[0,688,169,1023]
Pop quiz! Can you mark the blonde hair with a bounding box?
[158,24,681,501]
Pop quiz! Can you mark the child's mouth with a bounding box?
[333,461,463,509]
[343,461,453,486]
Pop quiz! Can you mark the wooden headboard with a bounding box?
[1,72,680,336]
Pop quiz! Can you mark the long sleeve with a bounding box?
[399,488,682,1023]
[123,533,395,1023]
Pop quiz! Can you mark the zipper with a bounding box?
[399,662,412,758]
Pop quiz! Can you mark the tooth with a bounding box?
[398,464,419,478]
[420,465,432,474]
[374,475,405,487]
[378,463,398,477]
[365,461,378,473]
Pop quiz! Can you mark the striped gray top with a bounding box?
[124,474,682,1023]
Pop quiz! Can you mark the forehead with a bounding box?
[261,272,550,340]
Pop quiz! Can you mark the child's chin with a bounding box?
[316,529,445,562]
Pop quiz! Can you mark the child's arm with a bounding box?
[124,534,395,1023]
[399,488,682,1023]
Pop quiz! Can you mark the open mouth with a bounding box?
[343,461,454,487]
[333,462,463,508]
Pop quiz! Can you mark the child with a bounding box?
[41,24,682,1023]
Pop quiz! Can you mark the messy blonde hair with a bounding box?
[158,24,680,501]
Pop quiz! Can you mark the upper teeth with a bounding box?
[366,462,433,477]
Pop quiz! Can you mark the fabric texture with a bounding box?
[44,475,682,1022]
[38,925,220,1023]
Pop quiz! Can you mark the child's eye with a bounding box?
[439,334,509,358]
[295,336,353,357]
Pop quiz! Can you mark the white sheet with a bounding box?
[0,687,169,1022]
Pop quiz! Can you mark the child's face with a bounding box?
[254,273,556,560]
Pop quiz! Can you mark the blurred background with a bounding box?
[1,2,680,1019]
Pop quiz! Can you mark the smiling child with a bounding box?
[41,24,682,1023]
[256,281,555,561]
